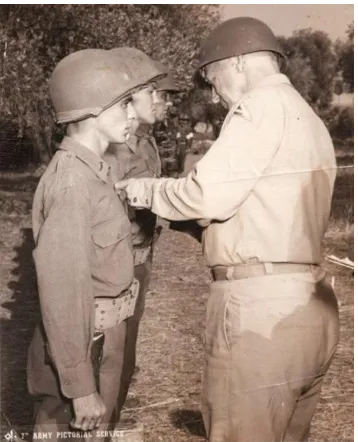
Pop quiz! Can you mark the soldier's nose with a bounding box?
[127,102,137,120]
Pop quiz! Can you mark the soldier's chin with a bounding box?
[114,131,128,143]
[146,115,156,125]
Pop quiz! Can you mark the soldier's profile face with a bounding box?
[96,99,134,144]
[153,90,169,122]
[131,85,156,125]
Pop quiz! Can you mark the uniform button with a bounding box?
[95,304,99,308]
[101,310,105,314]
[133,197,137,203]
[112,300,116,305]
[145,199,149,204]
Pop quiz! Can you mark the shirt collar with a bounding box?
[136,123,152,139]
[225,74,292,125]
[255,73,292,89]
[125,123,153,153]
[125,135,138,153]
[59,136,110,183]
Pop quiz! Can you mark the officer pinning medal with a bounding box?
[114,17,340,442]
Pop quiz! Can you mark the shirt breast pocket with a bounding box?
[92,215,134,291]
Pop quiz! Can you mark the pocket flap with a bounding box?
[92,215,130,248]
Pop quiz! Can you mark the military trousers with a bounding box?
[115,251,153,416]
[201,269,339,442]
[27,321,126,442]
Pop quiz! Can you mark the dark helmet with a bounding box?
[197,17,285,71]
[153,61,180,92]
[50,49,146,124]
[109,47,165,87]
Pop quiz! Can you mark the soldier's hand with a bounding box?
[71,392,106,431]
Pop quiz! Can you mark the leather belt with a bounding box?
[95,279,140,331]
[210,263,318,281]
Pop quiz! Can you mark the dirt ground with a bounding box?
[0,151,353,441]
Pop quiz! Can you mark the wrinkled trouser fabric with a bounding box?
[115,253,152,417]
[27,322,126,442]
[201,270,339,442]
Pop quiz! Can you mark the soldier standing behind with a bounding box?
[151,61,188,178]
[104,51,180,418]
[27,48,162,442]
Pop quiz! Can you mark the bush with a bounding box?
[333,107,354,139]
[322,106,354,140]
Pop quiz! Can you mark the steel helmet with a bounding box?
[109,47,165,89]
[197,17,285,71]
[50,49,146,124]
[153,61,180,92]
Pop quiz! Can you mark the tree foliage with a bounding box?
[0,4,219,163]
[335,22,354,92]
[278,29,337,112]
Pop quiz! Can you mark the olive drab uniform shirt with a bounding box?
[105,124,161,248]
[32,136,134,398]
[126,74,337,267]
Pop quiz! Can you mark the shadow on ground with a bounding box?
[1,228,40,430]
[170,409,206,437]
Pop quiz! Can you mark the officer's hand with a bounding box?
[115,178,160,209]
[115,179,130,203]
[71,392,106,431]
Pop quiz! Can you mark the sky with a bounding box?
[221,4,353,41]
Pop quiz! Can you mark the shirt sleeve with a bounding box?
[150,97,285,221]
[33,182,96,399]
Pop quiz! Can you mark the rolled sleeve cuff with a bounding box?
[59,361,97,399]
[127,177,168,209]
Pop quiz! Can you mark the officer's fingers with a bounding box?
[114,180,129,191]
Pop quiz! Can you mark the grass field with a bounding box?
[0,148,353,441]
